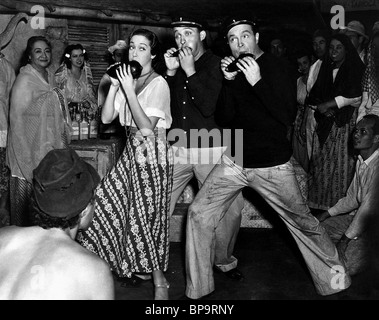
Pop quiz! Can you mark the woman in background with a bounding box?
[306,33,365,211]
[7,36,70,226]
[77,29,173,300]
[357,30,379,122]
[291,49,313,172]
[54,43,97,114]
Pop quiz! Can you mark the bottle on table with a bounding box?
[70,103,79,141]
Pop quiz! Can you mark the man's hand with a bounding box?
[237,56,261,87]
[177,47,195,77]
[164,48,180,76]
[221,56,238,81]
[317,211,331,222]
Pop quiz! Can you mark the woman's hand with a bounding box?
[317,100,338,118]
[317,103,337,118]
[81,100,91,109]
[116,63,135,94]
[324,109,336,118]
[317,103,330,114]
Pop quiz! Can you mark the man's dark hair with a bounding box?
[294,48,312,61]
[223,16,259,37]
[363,114,379,135]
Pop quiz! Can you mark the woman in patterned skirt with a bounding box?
[306,33,365,211]
[77,29,173,300]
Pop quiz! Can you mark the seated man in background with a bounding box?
[317,114,379,276]
[0,148,114,300]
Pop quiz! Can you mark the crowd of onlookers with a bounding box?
[288,20,379,211]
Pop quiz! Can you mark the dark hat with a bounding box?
[223,16,258,35]
[171,15,207,30]
[32,149,100,219]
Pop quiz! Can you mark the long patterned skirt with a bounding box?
[0,148,9,197]
[77,128,173,278]
[308,116,356,210]
[9,177,33,226]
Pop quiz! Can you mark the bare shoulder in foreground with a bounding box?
[0,226,114,300]
[0,148,114,300]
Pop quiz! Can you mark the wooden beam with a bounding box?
[0,0,173,26]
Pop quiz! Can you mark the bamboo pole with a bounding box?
[0,0,173,27]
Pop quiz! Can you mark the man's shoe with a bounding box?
[215,267,244,281]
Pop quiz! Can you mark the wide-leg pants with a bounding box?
[170,146,244,271]
[185,155,351,299]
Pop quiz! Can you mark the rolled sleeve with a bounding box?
[335,96,362,109]
[145,107,165,120]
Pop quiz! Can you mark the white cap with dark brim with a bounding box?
[171,16,204,29]
[223,17,257,35]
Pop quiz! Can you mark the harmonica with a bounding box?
[225,53,256,72]
[170,50,181,57]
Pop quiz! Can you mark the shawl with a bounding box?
[6,64,70,182]
[0,56,16,147]
[306,33,365,147]
[361,36,379,108]
[54,61,98,113]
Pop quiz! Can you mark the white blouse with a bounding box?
[114,75,172,129]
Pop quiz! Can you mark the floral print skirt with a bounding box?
[77,129,173,277]
[0,148,9,197]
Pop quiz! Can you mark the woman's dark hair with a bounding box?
[329,33,356,59]
[20,36,51,67]
[129,28,165,74]
[30,191,81,230]
[61,43,89,69]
